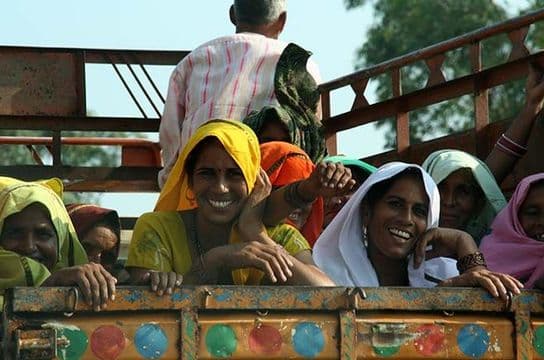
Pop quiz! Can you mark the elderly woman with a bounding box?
[313,163,522,299]
[481,173,544,289]
[0,177,116,310]
[127,120,333,293]
[422,149,506,244]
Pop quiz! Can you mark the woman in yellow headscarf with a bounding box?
[127,119,333,291]
[0,177,117,311]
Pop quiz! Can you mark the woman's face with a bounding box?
[518,181,544,241]
[81,225,118,267]
[364,175,429,259]
[437,168,484,230]
[257,120,290,143]
[0,203,58,270]
[190,140,249,225]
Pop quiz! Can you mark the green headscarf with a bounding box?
[0,177,88,289]
[244,43,327,163]
[422,150,507,244]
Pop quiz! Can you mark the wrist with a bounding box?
[456,252,487,274]
[297,180,319,202]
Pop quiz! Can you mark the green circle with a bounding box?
[373,345,400,357]
[58,328,88,360]
[533,325,544,356]
[205,324,237,358]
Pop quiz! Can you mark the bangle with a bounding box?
[456,252,487,273]
[495,133,527,158]
[284,181,314,209]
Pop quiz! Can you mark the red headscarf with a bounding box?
[260,141,324,247]
[66,204,121,267]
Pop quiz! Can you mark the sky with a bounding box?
[0,0,531,216]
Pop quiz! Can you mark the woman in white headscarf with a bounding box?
[313,162,522,299]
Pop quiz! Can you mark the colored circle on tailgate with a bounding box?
[205,324,237,358]
[414,324,445,355]
[533,325,544,356]
[90,325,125,360]
[457,324,489,358]
[292,322,325,357]
[134,323,168,359]
[58,328,88,360]
[249,324,282,354]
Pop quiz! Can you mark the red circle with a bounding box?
[249,324,283,354]
[414,324,445,356]
[90,325,126,360]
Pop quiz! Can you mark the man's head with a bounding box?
[230,0,287,39]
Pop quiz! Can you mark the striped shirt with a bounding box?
[158,32,321,188]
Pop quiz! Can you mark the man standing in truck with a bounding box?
[158,0,322,188]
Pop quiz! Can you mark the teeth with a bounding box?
[208,199,233,209]
[389,228,411,240]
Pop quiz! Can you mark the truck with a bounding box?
[1,7,544,360]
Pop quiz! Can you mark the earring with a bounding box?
[362,225,368,248]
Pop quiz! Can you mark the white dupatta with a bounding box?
[313,162,458,287]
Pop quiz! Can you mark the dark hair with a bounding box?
[364,168,425,210]
[184,137,221,181]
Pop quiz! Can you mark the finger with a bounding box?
[175,274,183,287]
[150,271,160,292]
[84,270,102,311]
[413,231,433,268]
[100,267,117,301]
[75,271,93,306]
[252,256,277,283]
[261,251,287,282]
[475,274,500,298]
[497,273,523,295]
[92,268,110,308]
[326,164,345,188]
[157,272,169,296]
[166,272,178,294]
[321,162,336,185]
[273,246,294,278]
[486,273,508,300]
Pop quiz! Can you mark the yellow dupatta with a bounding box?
[154,119,262,284]
[0,177,88,290]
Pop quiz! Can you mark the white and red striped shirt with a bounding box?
[158,32,321,188]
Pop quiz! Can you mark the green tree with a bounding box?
[344,0,538,148]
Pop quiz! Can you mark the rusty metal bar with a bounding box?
[340,310,357,360]
[0,115,159,132]
[181,310,199,360]
[134,56,167,104]
[0,136,159,147]
[515,311,532,360]
[392,68,410,152]
[120,54,162,117]
[105,54,148,118]
[320,8,544,92]
[51,130,62,166]
[10,286,544,313]
[0,46,188,65]
[323,51,544,135]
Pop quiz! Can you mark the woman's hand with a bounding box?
[525,61,544,115]
[438,266,523,300]
[211,241,295,283]
[299,162,356,200]
[413,227,478,268]
[144,271,183,296]
[128,267,183,296]
[43,262,117,311]
[237,169,272,242]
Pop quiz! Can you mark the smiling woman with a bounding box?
[481,173,544,289]
[313,162,523,300]
[126,119,333,293]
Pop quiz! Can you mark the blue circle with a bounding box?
[457,324,489,358]
[292,322,325,358]
[134,323,168,359]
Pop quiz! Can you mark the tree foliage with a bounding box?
[345,0,541,147]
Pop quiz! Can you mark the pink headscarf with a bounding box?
[480,173,544,288]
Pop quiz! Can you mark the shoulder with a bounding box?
[134,211,183,229]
